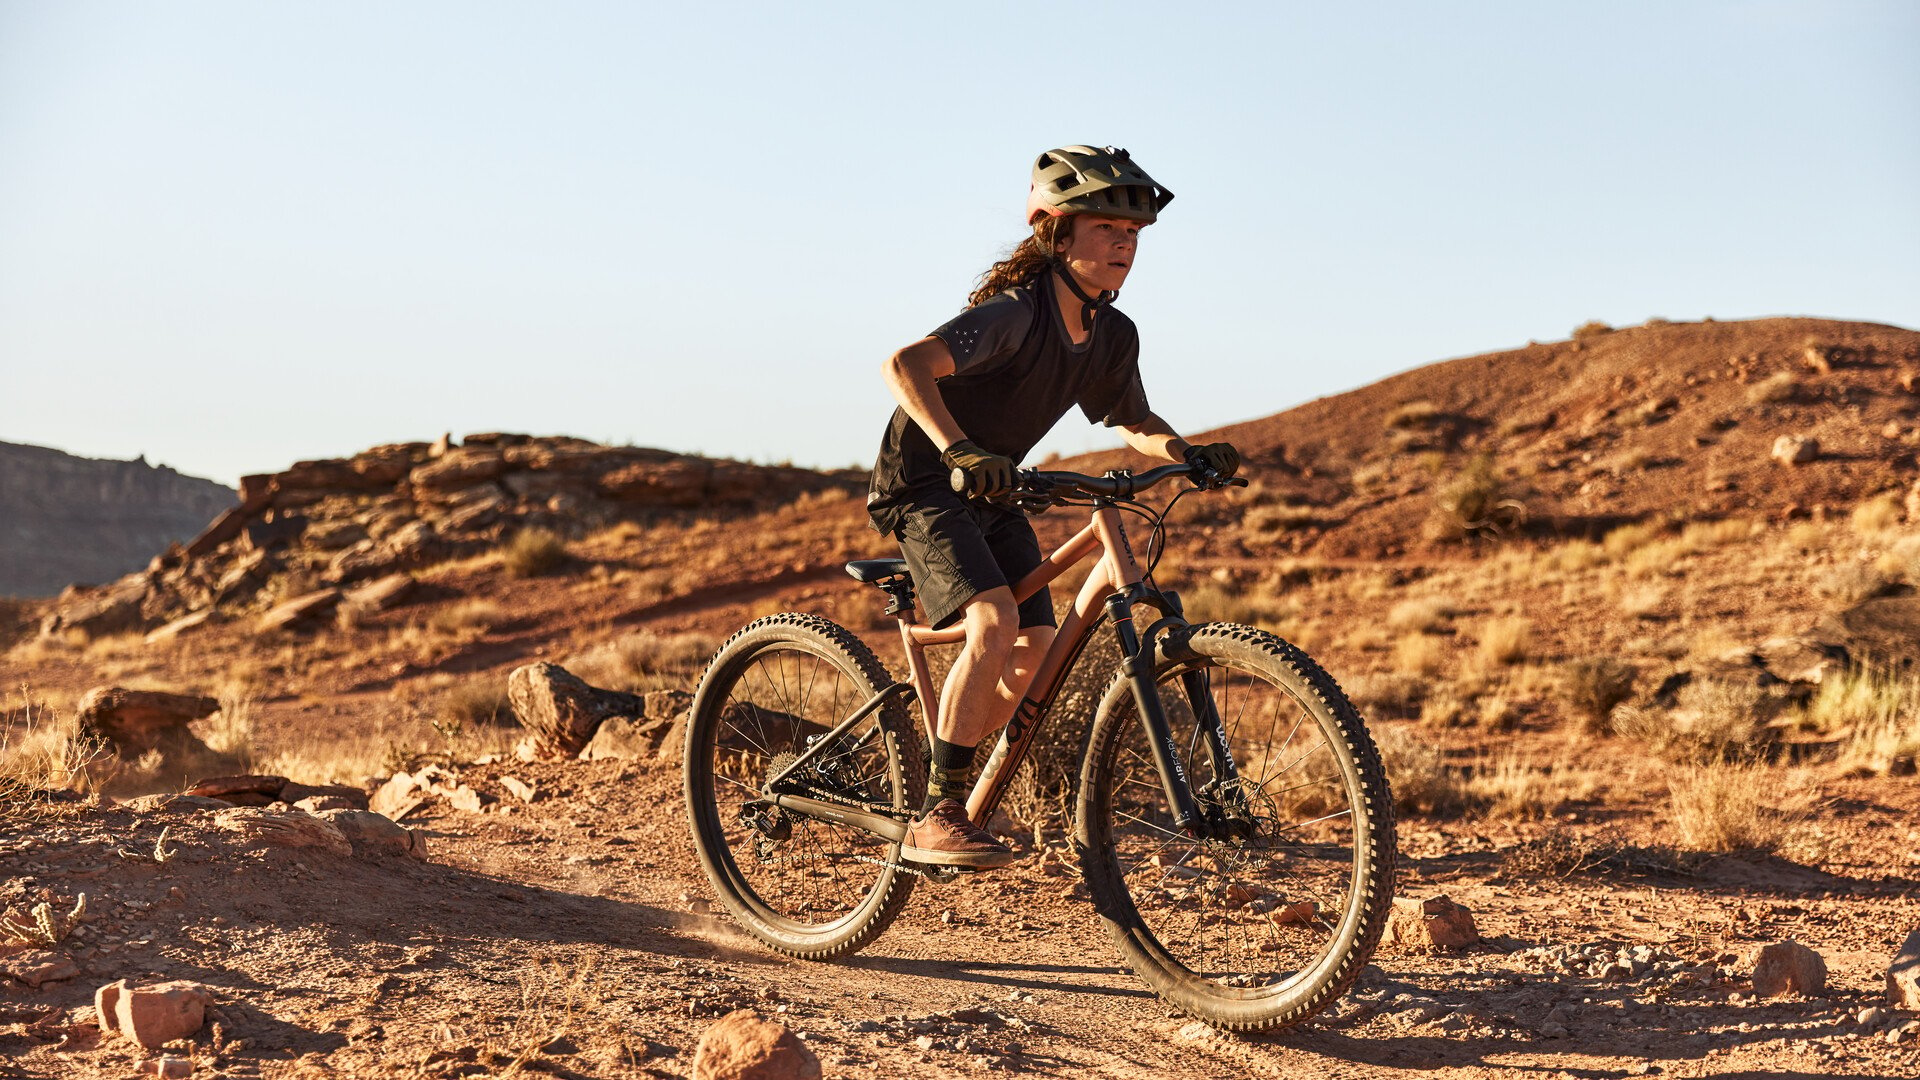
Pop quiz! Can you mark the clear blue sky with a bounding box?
[3,1,1915,486]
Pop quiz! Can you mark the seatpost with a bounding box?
[1104,593,1203,835]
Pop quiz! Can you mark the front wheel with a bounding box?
[1076,622,1396,1030]
[684,613,924,959]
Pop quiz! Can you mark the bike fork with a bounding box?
[1106,595,1205,835]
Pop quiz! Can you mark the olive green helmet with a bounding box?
[1026,145,1173,225]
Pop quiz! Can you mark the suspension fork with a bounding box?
[1105,592,1206,836]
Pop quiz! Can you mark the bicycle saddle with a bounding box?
[844,559,909,583]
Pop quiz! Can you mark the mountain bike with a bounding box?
[682,461,1396,1030]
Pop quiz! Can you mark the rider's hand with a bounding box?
[941,439,1016,498]
[1183,441,1241,480]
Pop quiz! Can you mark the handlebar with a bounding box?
[949,460,1245,506]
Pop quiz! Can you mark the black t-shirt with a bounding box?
[867,273,1152,533]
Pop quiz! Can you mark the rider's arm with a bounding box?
[881,337,968,451]
[1118,411,1191,463]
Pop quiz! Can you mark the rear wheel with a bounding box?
[1076,622,1395,1030]
[683,614,923,958]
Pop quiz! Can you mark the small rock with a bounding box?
[500,776,539,804]
[209,807,352,857]
[140,1057,192,1079]
[1751,939,1826,997]
[1857,1006,1889,1027]
[1384,895,1480,951]
[913,1035,936,1051]
[96,979,211,1049]
[1538,1021,1567,1039]
[691,1009,821,1080]
[316,809,427,858]
[1770,435,1819,467]
[1887,929,1920,1007]
[369,772,425,819]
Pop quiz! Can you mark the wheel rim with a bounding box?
[1096,655,1367,997]
[696,641,904,936]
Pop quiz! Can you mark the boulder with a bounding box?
[581,715,680,761]
[370,772,428,819]
[508,662,646,758]
[1770,435,1819,466]
[342,573,416,613]
[348,443,426,486]
[95,979,211,1048]
[1754,636,1849,684]
[1751,939,1826,997]
[258,588,343,633]
[305,520,370,551]
[3,950,79,988]
[76,687,219,756]
[123,793,232,814]
[42,577,152,639]
[1384,895,1480,951]
[145,609,216,645]
[184,774,290,806]
[210,808,353,857]
[691,1009,821,1080]
[317,809,427,858]
[241,513,308,553]
[1813,596,1920,670]
[1888,929,1920,1008]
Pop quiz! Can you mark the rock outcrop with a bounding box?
[33,433,859,640]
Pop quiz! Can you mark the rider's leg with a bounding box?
[927,587,1019,809]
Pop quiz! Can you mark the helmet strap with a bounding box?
[1053,261,1116,333]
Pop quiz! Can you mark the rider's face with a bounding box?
[1054,214,1143,293]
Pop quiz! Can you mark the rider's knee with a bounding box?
[960,589,1019,656]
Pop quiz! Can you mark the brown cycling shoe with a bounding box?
[900,799,1018,868]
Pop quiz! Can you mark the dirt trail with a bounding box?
[9,758,1918,1079]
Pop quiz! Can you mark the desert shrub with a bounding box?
[1392,634,1447,678]
[1809,667,1920,776]
[502,527,570,579]
[563,630,719,693]
[441,678,509,727]
[1678,517,1755,551]
[1610,680,1780,764]
[1344,672,1427,719]
[1851,493,1904,536]
[1571,320,1613,341]
[1245,503,1322,534]
[1418,687,1468,728]
[0,690,101,808]
[1385,400,1440,429]
[1386,597,1455,634]
[427,599,503,639]
[1477,617,1531,666]
[1499,832,1697,880]
[1667,763,1798,852]
[1548,539,1607,573]
[1746,371,1798,405]
[1601,521,1663,560]
[1374,726,1471,817]
[1176,580,1292,626]
[1464,752,1567,820]
[1618,583,1666,620]
[1426,453,1525,542]
[1876,534,1920,586]
[1813,562,1887,605]
[1559,657,1635,731]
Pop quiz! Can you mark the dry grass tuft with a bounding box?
[1499,832,1697,880]
[1560,657,1636,731]
[501,527,570,579]
[0,688,103,810]
[1851,493,1904,536]
[1387,597,1455,634]
[1477,617,1531,666]
[441,677,510,727]
[563,631,719,693]
[1746,370,1798,405]
[1176,580,1293,627]
[427,599,504,639]
[1809,667,1920,775]
[1813,562,1888,605]
[1572,320,1613,341]
[1611,679,1778,764]
[1385,400,1441,429]
[1426,453,1525,542]
[1392,634,1447,678]
[1667,763,1800,852]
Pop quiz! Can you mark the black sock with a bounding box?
[924,738,977,812]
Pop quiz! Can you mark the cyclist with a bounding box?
[867,145,1241,868]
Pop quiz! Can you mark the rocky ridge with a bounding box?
[31,434,859,643]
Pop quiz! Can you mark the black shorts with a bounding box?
[893,492,1055,631]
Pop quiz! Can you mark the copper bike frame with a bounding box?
[892,502,1153,827]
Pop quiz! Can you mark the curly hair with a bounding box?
[966,216,1072,309]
